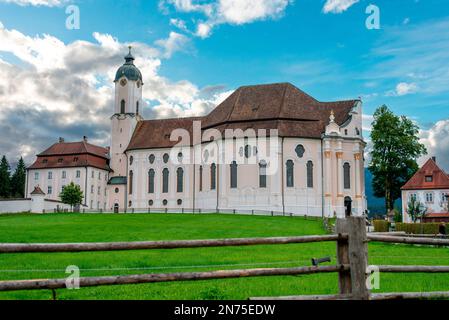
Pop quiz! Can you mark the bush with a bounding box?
[396,223,441,235]
[373,220,390,232]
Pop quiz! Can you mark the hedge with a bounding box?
[373,220,390,232]
[395,223,442,235]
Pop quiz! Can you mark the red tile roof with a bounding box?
[127,83,359,151]
[29,140,110,171]
[402,158,449,190]
[30,186,45,195]
[38,140,109,158]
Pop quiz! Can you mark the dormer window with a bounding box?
[74,157,78,162]
[425,175,433,182]
[42,159,48,164]
[58,158,63,163]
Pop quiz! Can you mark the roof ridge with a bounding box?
[278,83,290,119]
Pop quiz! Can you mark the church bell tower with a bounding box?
[110,46,143,178]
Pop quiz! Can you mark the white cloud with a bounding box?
[162,0,292,38]
[154,31,190,58]
[0,22,230,164]
[323,0,359,14]
[419,119,449,171]
[0,0,64,6]
[393,82,418,96]
[196,22,213,38]
[217,0,290,25]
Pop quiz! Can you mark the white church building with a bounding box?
[22,49,367,217]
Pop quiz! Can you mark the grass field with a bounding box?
[0,213,449,300]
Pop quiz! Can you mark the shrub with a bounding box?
[396,223,441,235]
[373,220,390,232]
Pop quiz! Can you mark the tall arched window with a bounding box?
[148,169,155,194]
[136,101,139,115]
[120,100,126,114]
[230,161,238,189]
[211,163,216,190]
[162,168,169,193]
[129,170,133,195]
[177,167,184,193]
[259,161,267,188]
[199,166,203,192]
[307,161,314,188]
[344,163,351,189]
[286,160,294,188]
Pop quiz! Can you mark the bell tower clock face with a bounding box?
[120,78,127,87]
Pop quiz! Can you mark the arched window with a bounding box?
[307,161,314,188]
[128,170,133,195]
[136,101,139,115]
[177,167,184,193]
[259,161,267,188]
[162,168,169,193]
[230,161,238,189]
[210,163,216,190]
[148,169,155,194]
[344,163,351,189]
[286,160,294,188]
[129,156,133,165]
[199,166,203,192]
[120,99,125,114]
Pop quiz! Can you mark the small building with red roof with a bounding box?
[26,137,111,211]
[401,157,449,222]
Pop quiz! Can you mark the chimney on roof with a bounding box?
[59,137,64,143]
[83,136,88,142]
[432,156,437,163]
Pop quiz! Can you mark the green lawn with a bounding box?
[0,213,448,300]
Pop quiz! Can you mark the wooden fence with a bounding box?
[1,216,449,300]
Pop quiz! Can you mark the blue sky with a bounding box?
[0,0,449,169]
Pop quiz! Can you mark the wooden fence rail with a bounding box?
[367,234,449,246]
[0,234,344,253]
[0,265,348,292]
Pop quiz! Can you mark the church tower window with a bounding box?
[211,163,216,190]
[259,161,267,188]
[120,100,126,114]
[129,170,133,195]
[177,168,184,193]
[286,160,294,188]
[162,168,169,193]
[148,169,155,194]
[344,163,351,189]
[230,161,238,189]
[307,161,314,188]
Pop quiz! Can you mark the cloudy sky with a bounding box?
[0,0,448,170]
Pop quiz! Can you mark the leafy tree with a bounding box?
[407,196,427,223]
[0,156,11,198]
[369,105,427,213]
[59,182,84,212]
[11,157,26,198]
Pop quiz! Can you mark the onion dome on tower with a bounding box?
[114,46,143,83]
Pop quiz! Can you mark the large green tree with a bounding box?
[11,157,26,198]
[0,156,11,198]
[369,105,427,213]
[59,182,84,212]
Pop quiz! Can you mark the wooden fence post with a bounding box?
[336,216,369,300]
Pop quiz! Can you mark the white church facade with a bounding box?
[22,49,367,217]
